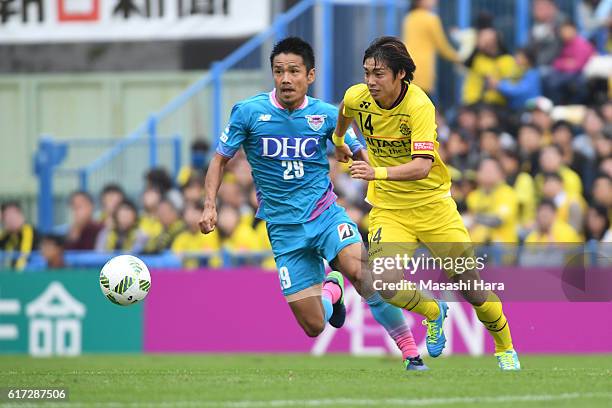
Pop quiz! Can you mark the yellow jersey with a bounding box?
[342,82,451,209]
[466,183,519,243]
[524,221,582,244]
[171,229,221,268]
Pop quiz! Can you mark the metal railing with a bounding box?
[34,0,556,231]
[33,0,408,232]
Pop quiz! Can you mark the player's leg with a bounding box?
[418,197,519,369]
[267,223,341,337]
[368,207,441,322]
[286,284,328,337]
[367,206,449,358]
[275,248,340,337]
[315,204,426,370]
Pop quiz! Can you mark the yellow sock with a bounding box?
[473,292,514,353]
[388,289,440,321]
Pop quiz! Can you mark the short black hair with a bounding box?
[191,138,210,153]
[594,173,612,183]
[551,120,574,135]
[42,234,65,247]
[542,143,564,156]
[501,148,520,162]
[69,190,94,204]
[185,200,204,212]
[145,168,173,195]
[516,47,537,67]
[117,199,138,215]
[542,172,563,183]
[112,199,139,227]
[479,127,501,137]
[270,37,315,72]
[519,123,543,135]
[101,184,124,197]
[561,19,577,29]
[538,198,557,211]
[363,36,416,82]
[1,201,21,213]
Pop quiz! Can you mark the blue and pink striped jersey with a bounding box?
[216,90,363,225]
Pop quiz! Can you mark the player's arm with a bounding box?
[200,153,231,234]
[332,101,355,163]
[200,104,247,234]
[343,126,369,163]
[350,157,432,181]
[352,100,436,181]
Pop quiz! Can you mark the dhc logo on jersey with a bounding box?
[261,136,320,159]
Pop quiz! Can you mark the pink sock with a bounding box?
[389,327,419,359]
[322,281,342,304]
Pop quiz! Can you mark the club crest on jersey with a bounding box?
[305,115,326,132]
[337,223,355,242]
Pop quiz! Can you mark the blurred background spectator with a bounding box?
[528,0,567,66]
[462,27,519,106]
[0,201,38,270]
[465,159,519,244]
[65,191,102,251]
[546,21,596,104]
[96,200,148,253]
[40,234,66,269]
[145,199,185,254]
[525,199,582,243]
[402,0,461,96]
[490,47,542,110]
[172,201,221,269]
[99,184,126,228]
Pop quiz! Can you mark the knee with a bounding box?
[461,290,488,306]
[301,318,325,338]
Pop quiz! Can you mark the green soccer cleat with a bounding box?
[324,271,345,328]
[422,300,448,358]
[495,350,521,371]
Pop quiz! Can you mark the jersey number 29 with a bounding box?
[282,160,304,180]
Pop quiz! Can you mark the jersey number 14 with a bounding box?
[359,112,374,135]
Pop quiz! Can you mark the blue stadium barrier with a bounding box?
[34,134,182,233]
[0,250,274,271]
[2,241,607,271]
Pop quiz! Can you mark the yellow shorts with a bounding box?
[368,197,474,275]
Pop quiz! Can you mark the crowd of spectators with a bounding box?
[1,0,611,270]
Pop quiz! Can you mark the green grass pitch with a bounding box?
[1,354,611,407]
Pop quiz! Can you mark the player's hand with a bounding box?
[350,161,375,181]
[199,205,217,234]
[355,148,370,164]
[335,144,353,163]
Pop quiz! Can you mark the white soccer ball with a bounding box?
[99,255,151,306]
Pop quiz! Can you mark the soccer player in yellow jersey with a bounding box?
[332,36,520,370]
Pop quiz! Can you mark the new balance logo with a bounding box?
[259,114,272,121]
[359,101,371,109]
